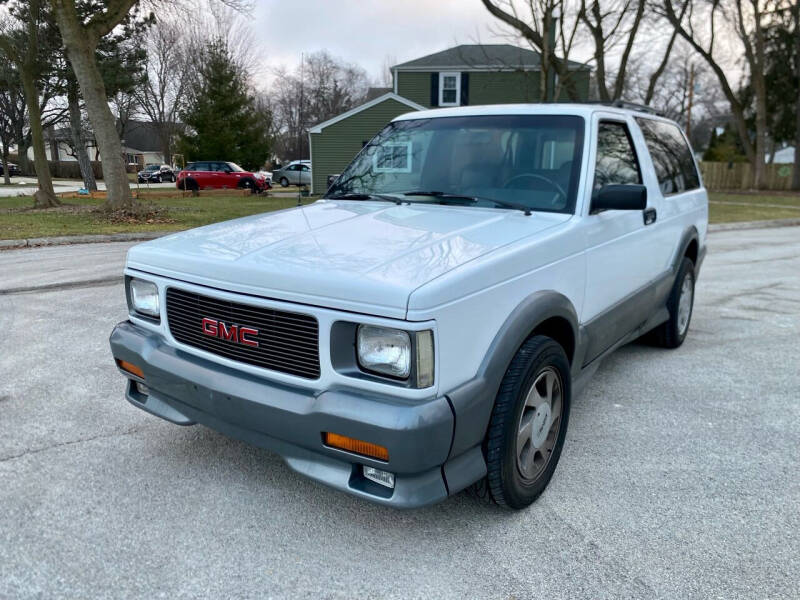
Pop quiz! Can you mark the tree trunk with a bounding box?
[52,1,134,210]
[15,133,30,174]
[20,68,60,207]
[1,148,10,185]
[67,82,98,191]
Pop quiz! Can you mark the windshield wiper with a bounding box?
[402,190,532,216]
[326,192,402,204]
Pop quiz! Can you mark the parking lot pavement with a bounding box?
[1,227,798,599]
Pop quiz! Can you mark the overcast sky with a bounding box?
[252,0,516,83]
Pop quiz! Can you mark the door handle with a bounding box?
[643,207,657,226]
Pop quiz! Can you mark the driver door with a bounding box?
[582,115,661,362]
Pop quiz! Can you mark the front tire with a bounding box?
[652,256,695,348]
[280,177,289,187]
[484,336,571,509]
[238,178,256,193]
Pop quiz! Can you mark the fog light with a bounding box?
[363,466,395,489]
[135,382,149,396]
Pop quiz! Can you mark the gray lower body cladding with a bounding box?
[109,321,483,508]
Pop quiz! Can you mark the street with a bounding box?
[1,227,798,599]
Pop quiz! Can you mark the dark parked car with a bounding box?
[176,161,269,193]
[0,162,21,176]
[137,164,175,183]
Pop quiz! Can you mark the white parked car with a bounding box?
[110,103,707,509]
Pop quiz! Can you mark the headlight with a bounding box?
[129,278,159,318]
[357,325,411,379]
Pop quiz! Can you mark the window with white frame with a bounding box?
[439,72,460,106]
[372,141,412,173]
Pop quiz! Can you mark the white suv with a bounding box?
[110,103,707,509]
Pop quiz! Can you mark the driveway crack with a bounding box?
[0,425,153,463]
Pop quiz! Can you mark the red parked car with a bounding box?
[176,161,270,193]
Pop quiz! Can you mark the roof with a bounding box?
[308,93,426,134]
[365,87,392,101]
[391,103,675,123]
[392,44,588,71]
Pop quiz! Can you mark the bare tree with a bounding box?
[133,20,191,164]
[269,51,369,160]
[578,0,646,101]
[49,0,142,208]
[660,0,770,188]
[0,2,60,207]
[480,0,585,100]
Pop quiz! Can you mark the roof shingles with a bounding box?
[392,44,587,71]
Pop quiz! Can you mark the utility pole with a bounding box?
[298,52,304,161]
[686,63,695,140]
[545,6,557,102]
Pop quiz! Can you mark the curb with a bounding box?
[0,231,178,250]
[707,218,800,232]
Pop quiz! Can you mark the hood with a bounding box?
[127,200,570,318]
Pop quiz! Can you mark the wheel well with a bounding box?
[684,238,698,265]
[529,317,575,365]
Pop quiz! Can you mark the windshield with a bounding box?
[326,115,585,213]
[227,162,246,172]
[145,165,159,171]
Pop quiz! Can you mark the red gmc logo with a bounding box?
[201,317,259,347]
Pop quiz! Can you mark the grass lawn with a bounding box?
[0,191,317,240]
[709,192,800,223]
[2,190,798,241]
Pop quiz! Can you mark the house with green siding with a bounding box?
[308,44,590,193]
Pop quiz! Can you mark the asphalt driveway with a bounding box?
[1,227,798,599]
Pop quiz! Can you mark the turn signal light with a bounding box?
[116,359,144,379]
[323,432,389,461]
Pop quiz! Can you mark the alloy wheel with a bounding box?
[677,272,694,336]
[516,367,563,481]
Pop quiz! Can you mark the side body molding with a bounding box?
[444,291,580,459]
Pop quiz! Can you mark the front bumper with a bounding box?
[109,321,480,508]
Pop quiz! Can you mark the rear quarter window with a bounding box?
[635,118,700,195]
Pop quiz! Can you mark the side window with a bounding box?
[301,165,310,172]
[194,163,209,172]
[636,118,700,195]
[593,121,642,189]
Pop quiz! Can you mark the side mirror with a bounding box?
[591,184,647,213]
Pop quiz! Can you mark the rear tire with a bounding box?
[651,257,695,348]
[483,335,571,509]
[179,178,198,192]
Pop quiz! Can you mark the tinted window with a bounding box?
[327,115,586,214]
[636,118,700,195]
[185,162,197,170]
[594,122,641,189]
[193,162,211,172]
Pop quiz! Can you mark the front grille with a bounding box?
[165,288,321,379]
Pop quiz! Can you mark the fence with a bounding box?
[699,161,796,191]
